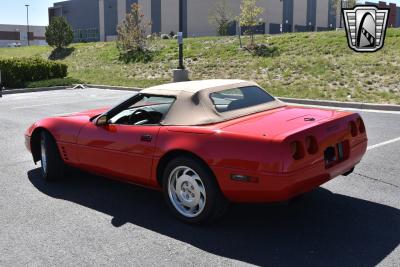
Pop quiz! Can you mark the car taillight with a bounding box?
[305,136,318,154]
[357,117,366,134]
[290,141,304,160]
[349,121,358,137]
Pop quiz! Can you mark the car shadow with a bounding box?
[27,168,400,266]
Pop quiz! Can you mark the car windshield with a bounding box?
[210,86,275,112]
[109,95,175,125]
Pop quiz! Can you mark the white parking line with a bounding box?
[367,136,400,151]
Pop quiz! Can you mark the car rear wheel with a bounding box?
[162,156,228,223]
[40,131,65,181]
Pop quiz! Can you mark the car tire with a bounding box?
[40,131,66,181]
[162,156,229,224]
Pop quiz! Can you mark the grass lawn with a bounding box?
[0,29,399,104]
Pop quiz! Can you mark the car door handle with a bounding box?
[140,134,153,142]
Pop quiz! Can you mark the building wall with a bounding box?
[293,0,307,27]
[52,0,100,41]
[397,7,400,27]
[328,0,336,29]
[187,0,239,37]
[259,0,283,33]
[161,0,179,34]
[186,0,284,36]
[0,24,46,47]
[117,0,127,25]
[53,0,99,31]
[306,0,317,28]
[52,0,345,42]
[139,0,152,33]
[104,0,118,36]
[99,0,105,41]
[150,0,161,33]
[316,0,329,29]
[282,0,294,32]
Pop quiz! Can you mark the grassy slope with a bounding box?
[0,29,399,104]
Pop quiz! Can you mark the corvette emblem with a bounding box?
[342,5,389,52]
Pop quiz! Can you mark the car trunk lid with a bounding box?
[220,106,350,139]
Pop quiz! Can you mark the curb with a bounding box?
[2,83,399,112]
[88,85,400,112]
[279,97,400,112]
[86,84,141,91]
[2,86,70,95]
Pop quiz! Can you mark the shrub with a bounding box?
[117,3,153,63]
[45,17,74,49]
[250,44,279,57]
[0,57,68,88]
[208,0,234,36]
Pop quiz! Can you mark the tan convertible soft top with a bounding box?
[141,79,286,126]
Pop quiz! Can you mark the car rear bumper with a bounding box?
[212,139,367,203]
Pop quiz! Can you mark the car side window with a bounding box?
[109,96,175,126]
[210,86,275,112]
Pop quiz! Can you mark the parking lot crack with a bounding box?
[353,172,399,189]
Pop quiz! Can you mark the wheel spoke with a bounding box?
[167,166,207,218]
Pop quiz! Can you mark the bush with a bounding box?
[250,44,279,57]
[117,3,152,63]
[0,57,68,88]
[45,17,74,49]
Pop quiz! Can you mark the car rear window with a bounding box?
[210,86,275,112]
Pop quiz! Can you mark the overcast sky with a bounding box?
[0,0,399,26]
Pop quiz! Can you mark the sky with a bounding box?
[0,0,400,26]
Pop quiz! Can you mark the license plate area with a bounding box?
[324,140,349,168]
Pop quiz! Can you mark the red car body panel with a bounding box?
[25,105,368,203]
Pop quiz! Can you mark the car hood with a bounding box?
[60,107,109,119]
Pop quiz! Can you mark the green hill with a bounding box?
[1,29,400,104]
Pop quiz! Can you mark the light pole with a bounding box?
[172,0,188,82]
[178,0,184,70]
[25,4,30,46]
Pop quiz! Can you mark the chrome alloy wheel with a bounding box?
[40,135,47,175]
[168,166,206,218]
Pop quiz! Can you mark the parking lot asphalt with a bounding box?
[0,88,399,267]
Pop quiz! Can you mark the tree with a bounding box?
[45,17,73,49]
[208,0,234,36]
[238,0,264,47]
[117,3,152,62]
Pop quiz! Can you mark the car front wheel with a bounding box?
[163,157,228,223]
[40,131,65,181]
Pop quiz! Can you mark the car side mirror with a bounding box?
[95,114,109,126]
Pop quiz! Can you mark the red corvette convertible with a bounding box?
[25,80,368,223]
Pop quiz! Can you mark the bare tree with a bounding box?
[208,0,234,36]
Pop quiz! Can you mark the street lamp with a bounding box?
[25,4,30,46]
[172,0,188,82]
[178,0,184,70]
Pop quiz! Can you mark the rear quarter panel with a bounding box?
[152,126,285,188]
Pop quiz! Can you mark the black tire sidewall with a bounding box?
[41,131,64,181]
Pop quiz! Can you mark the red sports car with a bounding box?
[25,80,368,223]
